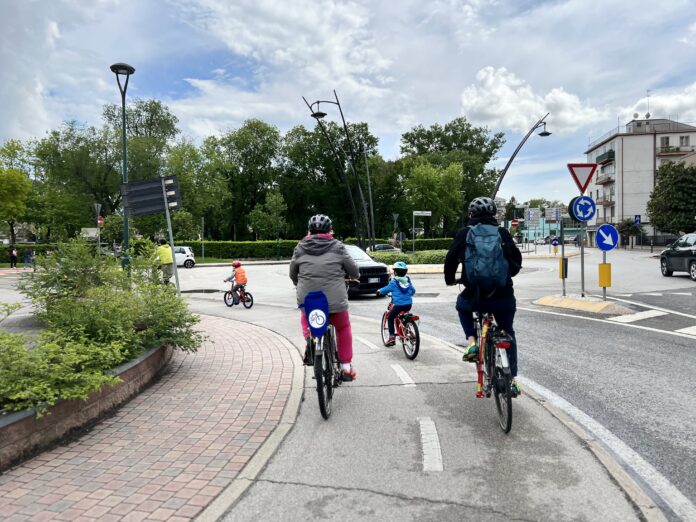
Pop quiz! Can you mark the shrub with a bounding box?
[368,249,448,265]
[2,238,203,415]
[186,240,298,259]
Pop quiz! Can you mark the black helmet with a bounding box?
[468,197,497,217]
[308,214,332,233]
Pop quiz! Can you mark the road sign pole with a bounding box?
[602,251,607,301]
[560,218,566,296]
[412,213,415,254]
[201,216,205,262]
[161,177,181,296]
[580,222,585,297]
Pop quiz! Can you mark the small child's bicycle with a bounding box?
[380,301,420,360]
[223,282,254,309]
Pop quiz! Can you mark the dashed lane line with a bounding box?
[519,377,696,522]
[417,417,443,472]
[593,295,696,321]
[354,335,381,350]
[671,292,693,296]
[642,293,663,297]
[608,309,668,323]
[675,325,696,336]
[391,364,416,388]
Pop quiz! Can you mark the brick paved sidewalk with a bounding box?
[0,316,298,521]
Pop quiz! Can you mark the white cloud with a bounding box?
[461,67,609,133]
[680,21,696,46]
[621,83,696,123]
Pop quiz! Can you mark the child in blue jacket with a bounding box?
[377,261,416,346]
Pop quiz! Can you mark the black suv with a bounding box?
[660,233,696,281]
[344,245,390,297]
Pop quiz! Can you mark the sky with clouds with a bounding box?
[3,0,696,203]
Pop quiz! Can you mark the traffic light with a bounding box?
[97,216,104,228]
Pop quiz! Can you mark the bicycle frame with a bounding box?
[474,312,510,398]
[386,302,419,340]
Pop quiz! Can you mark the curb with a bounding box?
[534,295,633,314]
[517,381,667,522]
[194,326,304,522]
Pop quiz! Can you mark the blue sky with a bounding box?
[3,0,696,204]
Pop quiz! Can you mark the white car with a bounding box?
[174,246,196,268]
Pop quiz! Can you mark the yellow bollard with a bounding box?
[598,263,611,287]
[559,257,568,279]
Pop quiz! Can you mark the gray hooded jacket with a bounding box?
[289,234,360,313]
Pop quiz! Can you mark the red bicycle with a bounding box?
[224,283,254,309]
[380,302,420,359]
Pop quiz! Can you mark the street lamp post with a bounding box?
[491,113,551,199]
[110,62,135,267]
[302,91,372,250]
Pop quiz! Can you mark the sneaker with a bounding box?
[340,368,357,382]
[462,343,479,362]
[510,379,521,398]
[302,337,312,366]
[386,336,396,347]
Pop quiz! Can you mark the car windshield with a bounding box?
[345,245,372,261]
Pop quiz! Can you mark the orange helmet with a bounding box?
[232,261,241,268]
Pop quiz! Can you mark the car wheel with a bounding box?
[690,261,696,282]
[660,258,673,277]
[184,259,195,269]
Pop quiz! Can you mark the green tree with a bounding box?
[616,218,643,238]
[249,191,287,240]
[171,210,199,241]
[0,168,32,243]
[101,214,123,244]
[648,162,696,234]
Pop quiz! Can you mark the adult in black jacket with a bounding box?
[444,197,522,393]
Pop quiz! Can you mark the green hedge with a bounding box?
[183,240,298,260]
[369,249,448,265]
[344,238,453,251]
[1,244,53,263]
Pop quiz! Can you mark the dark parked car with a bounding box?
[660,233,696,281]
[345,245,391,297]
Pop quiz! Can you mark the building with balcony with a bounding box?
[584,117,696,243]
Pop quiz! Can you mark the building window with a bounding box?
[660,136,669,147]
[680,136,690,147]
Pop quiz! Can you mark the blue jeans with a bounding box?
[388,304,411,336]
[456,293,518,377]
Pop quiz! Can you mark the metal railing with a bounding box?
[656,145,695,154]
[595,173,615,185]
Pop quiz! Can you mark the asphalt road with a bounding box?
[178,249,696,521]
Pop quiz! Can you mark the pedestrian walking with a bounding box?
[8,246,18,269]
[155,239,174,284]
[22,247,33,269]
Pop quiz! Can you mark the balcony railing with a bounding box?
[596,196,615,206]
[656,145,695,155]
[596,150,615,164]
[595,173,615,185]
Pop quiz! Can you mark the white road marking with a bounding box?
[517,306,696,342]
[675,325,696,336]
[598,295,696,320]
[616,293,634,297]
[417,417,443,472]
[518,377,696,522]
[391,364,416,387]
[354,335,381,350]
[642,292,663,296]
[608,309,668,323]
[671,292,693,296]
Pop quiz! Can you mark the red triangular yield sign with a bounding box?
[567,163,598,194]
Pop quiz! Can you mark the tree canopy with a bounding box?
[648,162,696,234]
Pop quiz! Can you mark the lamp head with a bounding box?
[311,110,327,120]
[538,122,551,137]
[110,62,135,76]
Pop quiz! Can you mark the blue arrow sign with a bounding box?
[634,214,641,226]
[597,224,619,251]
[572,196,596,222]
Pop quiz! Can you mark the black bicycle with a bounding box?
[308,323,342,419]
[474,311,514,433]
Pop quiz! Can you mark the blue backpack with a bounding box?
[464,224,509,289]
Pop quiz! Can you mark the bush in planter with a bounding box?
[368,250,448,265]
[2,238,203,415]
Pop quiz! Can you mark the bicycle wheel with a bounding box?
[242,292,254,309]
[493,363,512,433]
[402,320,420,360]
[315,335,334,419]
[380,311,390,345]
[223,291,235,307]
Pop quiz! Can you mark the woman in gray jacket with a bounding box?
[289,214,360,381]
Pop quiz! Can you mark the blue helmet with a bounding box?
[392,261,408,276]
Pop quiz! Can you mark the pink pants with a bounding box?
[300,309,353,364]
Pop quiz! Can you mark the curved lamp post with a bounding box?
[110,62,135,266]
[491,113,551,199]
[302,91,373,249]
